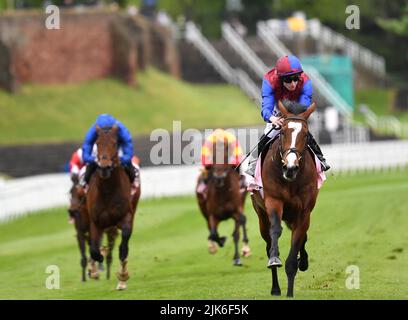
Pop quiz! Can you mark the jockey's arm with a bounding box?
[261,78,275,123]
[117,122,134,165]
[82,125,98,164]
[298,79,313,107]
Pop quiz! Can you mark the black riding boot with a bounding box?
[245,134,269,177]
[307,133,331,171]
[123,163,136,183]
[81,162,98,186]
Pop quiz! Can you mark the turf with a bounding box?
[0,168,407,300]
[0,68,260,145]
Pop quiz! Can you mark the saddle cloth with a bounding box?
[248,150,326,196]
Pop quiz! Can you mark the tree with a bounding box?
[377,4,408,36]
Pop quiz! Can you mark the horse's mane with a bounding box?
[282,100,307,115]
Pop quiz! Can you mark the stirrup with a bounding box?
[320,161,331,172]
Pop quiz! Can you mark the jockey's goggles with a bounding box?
[282,74,300,83]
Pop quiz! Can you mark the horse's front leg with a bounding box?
[286,214,310,298]
[89,222,104,279]
[76,229,87,282]
[265,198,283,268]
[239,213,251,258]
[232,215,242,266]
[207,215,225,253]
[116,216,133,290]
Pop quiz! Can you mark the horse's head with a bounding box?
[209,137,233,187]
[209,164,234,188]
[68,182,84,219]
[277,100,316,182]
[95,125,119,179]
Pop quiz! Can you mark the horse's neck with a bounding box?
[95,167,126,193]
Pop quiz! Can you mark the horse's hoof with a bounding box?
[89,272,99,280]
[298,257,309,272]
[116,281,127,290]
[208,241,218,254]
[271,288,281,296]
[233,258,243,266]
[241,245,251,258]
[267,257,282,268]
[100,246,109,258]
[219,236,227,247]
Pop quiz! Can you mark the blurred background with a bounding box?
[0,0,407,299]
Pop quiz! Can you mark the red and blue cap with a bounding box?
[276,55,303,77]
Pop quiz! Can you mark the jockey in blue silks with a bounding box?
[245,55,330,178]
[79,114,137,187]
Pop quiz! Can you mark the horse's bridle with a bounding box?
[279,116,308,165]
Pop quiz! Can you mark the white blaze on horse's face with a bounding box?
[286,122,302,168]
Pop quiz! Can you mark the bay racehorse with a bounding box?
[68,178,119,282]
[86,125,141,290]
[196,138,250,266]
[251,100,319,297]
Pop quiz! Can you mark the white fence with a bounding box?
[0,165,201,223]
[1,141,407,222]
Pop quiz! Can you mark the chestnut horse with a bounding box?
[251,101,319,297]
[86,125,140,290]
[196,138,250,266]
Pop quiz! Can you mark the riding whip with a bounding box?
[234,124,280,172]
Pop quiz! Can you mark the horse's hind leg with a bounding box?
[117,221,132,290]
[232,217,242,266]
[240,213,251,257]
[298,234,309,272]
[266,207,283,268]
[271,266,281,296]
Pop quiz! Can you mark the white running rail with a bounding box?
[185,22,261,105]
[359,104,408,138]
[257,21,353,117]
[1,141,407,222]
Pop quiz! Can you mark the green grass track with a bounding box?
[0,169,407,299]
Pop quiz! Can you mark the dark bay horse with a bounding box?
[196,138,250,266]
[68,179,118,282]
[86,125,140,290]
[251,101,319,297]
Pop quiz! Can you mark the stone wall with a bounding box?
[0,9,181,92]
